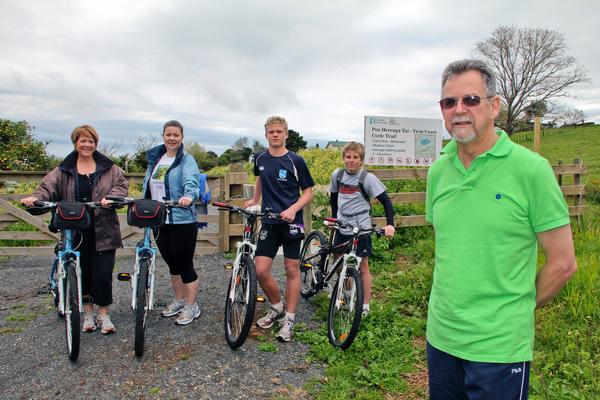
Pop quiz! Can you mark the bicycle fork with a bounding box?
[228,239,256,304]
[56,253,84,314]
[130,250,157,311]
[334,253,361,312]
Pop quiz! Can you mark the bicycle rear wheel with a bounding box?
[299,230,326,298]
[327,267,363,349]
[224,255,257,349]
[64,261,80,361]
[134,259,150,357]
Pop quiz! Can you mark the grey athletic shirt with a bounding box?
[330,168,386,234]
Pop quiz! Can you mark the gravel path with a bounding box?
[0,253,323,399]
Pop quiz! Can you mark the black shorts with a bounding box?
[333,231,372,257]
[255,223,304,260]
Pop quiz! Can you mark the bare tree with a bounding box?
[98,141,123,158]
[474,25,590,134]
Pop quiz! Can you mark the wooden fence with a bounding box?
[0,161,587,255]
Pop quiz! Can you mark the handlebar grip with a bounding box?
[105,195,126,201]
[212,201,229,208]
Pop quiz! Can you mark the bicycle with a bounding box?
[105,196,182,357]
[26,200,102,361]
[299,217,384,349]
[212,202,280,349]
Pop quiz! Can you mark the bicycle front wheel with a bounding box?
[134,259,150,357]
[327,267,363,350]
[64,261,80,361]
[224,255,257,349]
[299,230,326,299]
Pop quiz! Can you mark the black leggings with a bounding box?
[155,223,198,283]
[78,228,116,307]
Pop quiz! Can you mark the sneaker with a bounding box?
[276,318,294,342]
[361,305,370,317]
[97,313,116,334]
[256,306,285,329]
[162,298,186,317]
[82,313,97,332]
[175,303,201,325]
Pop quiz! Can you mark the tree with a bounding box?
[0,119,50,170]
[474,25,590,135]
[286,129,307,152]
[251,139,266,153]
[129,134,159,172]
[187,142,219,171]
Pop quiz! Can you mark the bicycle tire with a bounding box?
[299,230,326,299]
[224,255,257,349]
[327,267,363,349]
[64,261,80,361]
[134,259,150,357]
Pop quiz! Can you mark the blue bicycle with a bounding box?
[106,196,182,357]
[26,200,100,361]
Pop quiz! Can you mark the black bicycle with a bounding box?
[299,217,384,349]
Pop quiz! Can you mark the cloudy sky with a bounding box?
[1,0,598,156]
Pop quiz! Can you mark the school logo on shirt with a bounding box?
[278,169,287,181]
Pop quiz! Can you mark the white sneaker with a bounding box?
[82,313,97,332]
[162,298,186,317]
[276,318,294,342]
[96,313,116,334]
[256,306,285,329]
[175,303,201,325]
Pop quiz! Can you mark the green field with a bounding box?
[298,125,600,399]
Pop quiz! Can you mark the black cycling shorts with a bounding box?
[333,231,372,257]
[255,223,304,260]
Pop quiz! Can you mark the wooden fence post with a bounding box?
[533,116,541,153]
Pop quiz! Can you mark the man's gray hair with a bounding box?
[264,115,288,131]
[441,59,497,97]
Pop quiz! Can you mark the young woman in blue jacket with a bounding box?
[143,120,202,325]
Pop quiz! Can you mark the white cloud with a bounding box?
[1,0,599,156]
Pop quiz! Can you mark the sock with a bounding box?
[362,304,370,312]
[285,312,295,322]
[272,302,284,313]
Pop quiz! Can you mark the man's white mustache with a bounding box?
[452,117,472,124]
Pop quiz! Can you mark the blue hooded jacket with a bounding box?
[143,144,200,224]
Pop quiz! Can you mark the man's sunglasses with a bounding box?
[439,95,495,110]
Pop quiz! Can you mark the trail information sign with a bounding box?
[364,116,443,166]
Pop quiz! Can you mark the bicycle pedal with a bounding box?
[223,262,233,270]
[117,272,131,281]
[256,295,266,303]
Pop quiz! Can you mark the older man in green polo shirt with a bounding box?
[425,59,577,399]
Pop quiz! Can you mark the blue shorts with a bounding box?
[333,231,372,257]
[427,341,530,400]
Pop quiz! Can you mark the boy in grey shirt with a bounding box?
[329,142,395,315]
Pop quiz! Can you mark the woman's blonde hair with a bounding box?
[71,125,99,146]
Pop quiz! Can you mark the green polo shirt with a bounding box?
[425,130,570,362]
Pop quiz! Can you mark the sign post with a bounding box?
[364,116,443,166]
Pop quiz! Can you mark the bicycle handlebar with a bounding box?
[212,201,282,220]
[26,200,107,215]
[323,217,386,236]
[104,196,187,209]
